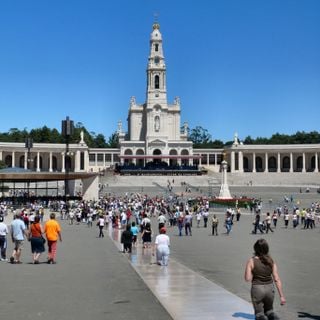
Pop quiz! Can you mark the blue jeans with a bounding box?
[226,223,232,234]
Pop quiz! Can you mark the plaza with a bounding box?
[0,182,319,320]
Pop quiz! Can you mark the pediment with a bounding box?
[149,139,166,146]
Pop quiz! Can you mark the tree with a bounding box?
[0,160,6,169]
[189,126,212,147]
[243,136,254,145]
[93,134,108,148]
[107,132,119,148]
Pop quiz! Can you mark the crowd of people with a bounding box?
[0,192,319,319]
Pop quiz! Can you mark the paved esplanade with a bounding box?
[0,214,171,320]
[1,188,320,320]
[110,227,253,320]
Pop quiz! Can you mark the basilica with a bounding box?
[0,23,319,178]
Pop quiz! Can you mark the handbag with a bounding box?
[41,235,46,244]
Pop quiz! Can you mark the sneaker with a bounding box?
[1,258,8,262]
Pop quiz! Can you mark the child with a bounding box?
[130,222,139,247]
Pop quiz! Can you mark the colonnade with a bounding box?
[229,150,319,173]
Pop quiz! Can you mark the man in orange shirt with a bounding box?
[44,213,62,264]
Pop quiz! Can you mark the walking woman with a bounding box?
[29,215,45,264]
[245,239,286,320]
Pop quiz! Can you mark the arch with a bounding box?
[169,149,178,166]
[153,149,161,164]
[256,156,263,172]
[282,156,290,172]
[243,157,249,172]
[124,149,133,165]
[52,156,58,171]
[19,155,25,168]
[181,149,189,166]
[310,156,318,172]
[124,149,133,155]
[296,156,303,172]
[153,149,161,155]
[155,75,160,89]
[136,149,144,167]
[154,104,161,112]
[268,156,277,172]
[5,155,12,167]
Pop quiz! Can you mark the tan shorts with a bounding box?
[14,240,24,251]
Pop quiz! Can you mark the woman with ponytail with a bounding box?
[245,239,286,320]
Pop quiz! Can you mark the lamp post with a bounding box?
[61,116,74,211]
[25,137,33,198]
[25,137,33,170]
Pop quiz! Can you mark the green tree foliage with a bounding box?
[0,125,319,148]
[188,126,224,148]
[0,160,7,169]
[107,132,119,148]
[243,131,320,145]
[189,126,212,147]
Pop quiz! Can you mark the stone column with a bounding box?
[264,152,268,173]
[24,151,28,169]
[61,152,65,173]
[36,152,40,172]
[290,153,293,173]
[252,153,256,173]
[49,152,53,172]
[315,152,318,172]
[84,150,90,171]
[12,151,15,168]
[231,151,235,173]
[75,150,80,172]
[0,151,2,161]
[277,153,281,173]
[302,152,306,173]
[111,153,114,165]
[239,151,243,173]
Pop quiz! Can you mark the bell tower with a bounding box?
[146,22,167,107]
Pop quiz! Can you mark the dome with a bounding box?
[151,23,162,41]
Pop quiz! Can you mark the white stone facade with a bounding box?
[118,23,193,166]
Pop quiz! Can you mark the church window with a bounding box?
[155,43,159,51]
[155,75,159,89]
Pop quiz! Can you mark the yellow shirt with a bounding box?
[44,219,61,241]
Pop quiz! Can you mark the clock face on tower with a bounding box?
[154,56,160,64]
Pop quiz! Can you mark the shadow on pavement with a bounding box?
[298,312,320,319]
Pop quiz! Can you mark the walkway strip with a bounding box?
[109,227,254,320]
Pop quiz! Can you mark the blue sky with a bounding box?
[0,0,319,143]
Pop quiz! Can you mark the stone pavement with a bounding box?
[110,227,254,320]
[1,198,320,319]
[0,215,171,320]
